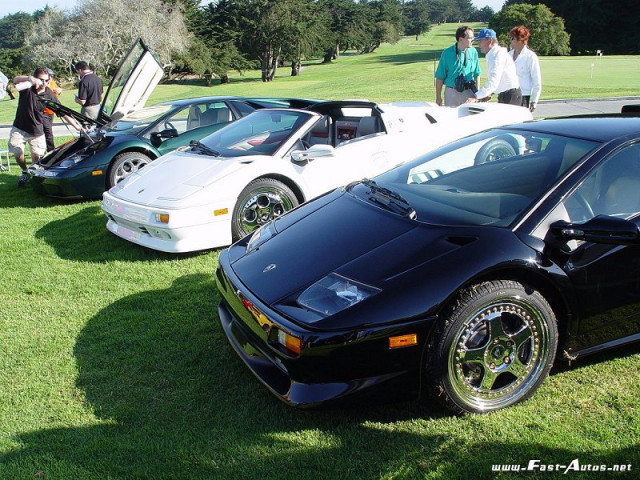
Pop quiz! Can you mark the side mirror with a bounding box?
[550,215,640,245]
[150,128,179,147]
[291,144,335,164]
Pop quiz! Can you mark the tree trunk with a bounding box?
[266,54,279,81]
[291,60,300,76]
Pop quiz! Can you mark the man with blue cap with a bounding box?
[467,28,522,106]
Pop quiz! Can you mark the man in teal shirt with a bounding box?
[435,26,481,107]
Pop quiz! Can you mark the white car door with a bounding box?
[295,118,397,199]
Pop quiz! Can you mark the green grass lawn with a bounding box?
[1,22,639,124]
[1,23,639,480]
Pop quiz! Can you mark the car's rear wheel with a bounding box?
[425,280,558,414]
[474,138,517,165]
[108,152,152,189]
[232,178,299,240]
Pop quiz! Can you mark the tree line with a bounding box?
[0,0,636,86]
[0,0,490,82]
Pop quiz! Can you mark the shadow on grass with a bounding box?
[2,274,638,478]
[0,170,77,209]
[34,205,210,263]
[376,50,442,66]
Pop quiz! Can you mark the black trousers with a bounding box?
[498,88,523,106]
[43,114,55,152]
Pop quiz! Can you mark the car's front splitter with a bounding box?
[30,165,106,199]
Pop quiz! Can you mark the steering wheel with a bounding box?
[566,190,595,222]
[164,121,176,131]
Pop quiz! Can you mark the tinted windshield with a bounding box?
[198,109,314,157]
[371,128,601,227]
[105,104,173,132]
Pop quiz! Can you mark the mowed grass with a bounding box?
[1,23,639,480]
[1,22,639,124]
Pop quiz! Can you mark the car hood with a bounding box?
[111,151,262,205]
[227,188,536,330]
[229,189,472,305]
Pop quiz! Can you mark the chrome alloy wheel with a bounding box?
[237,187,295,235]
[111,152,151,185]
[447,300,552,411]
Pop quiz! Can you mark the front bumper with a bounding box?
[215,248,426,407]
[102,192,233,253]
[30,164,106,199]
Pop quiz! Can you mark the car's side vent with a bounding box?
[446,236,477,246]
[466,106,484,115]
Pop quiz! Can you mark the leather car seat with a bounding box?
[356,116,381,137]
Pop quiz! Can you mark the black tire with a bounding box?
[232,178,299,240]
[474,137,517,165]
[108,152,152,189]
[425,280,558,414]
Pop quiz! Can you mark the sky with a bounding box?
[1,0,505,19]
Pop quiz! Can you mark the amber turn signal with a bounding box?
[388,334,417,349]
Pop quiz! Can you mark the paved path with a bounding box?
[533,96,640,119]
[2,97,639,140]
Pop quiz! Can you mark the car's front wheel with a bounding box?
[425,280,558,414]
[108,152,152,189]
[232,178,299,240]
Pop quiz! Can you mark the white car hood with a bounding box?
[113,151,262,206]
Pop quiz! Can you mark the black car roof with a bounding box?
[162,97,321,108]
[508,116,640,142]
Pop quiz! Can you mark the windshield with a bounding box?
[104,104,174,132]
[371,128,601,227]
[198,109,314,157]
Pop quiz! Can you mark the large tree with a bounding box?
[190,0,255,82]
[530,0,640,54]
[403,0,431,40]
[279,0,332,76]
[363,0,404,54]
[318,0,374,60]
[0,12,35,78]
[490,3,570,55]
[26,0,190,78]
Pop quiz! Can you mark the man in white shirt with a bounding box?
[467,29,522,106]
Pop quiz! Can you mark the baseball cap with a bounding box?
[474,29,496,40]
[45,68,54,76]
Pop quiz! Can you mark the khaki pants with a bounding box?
[444,87,475,107]
[8,127,46,158]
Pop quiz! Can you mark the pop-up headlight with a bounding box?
[246,221,277,252]
[297,273,380,316]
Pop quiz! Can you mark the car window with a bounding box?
[229,100,256,117]
[561,143,640,222]
[199,109,314,157]
[182,102,232,133]
[372,129,600,227]
[108,104,173,132]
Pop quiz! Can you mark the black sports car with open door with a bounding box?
[216,114,640,413]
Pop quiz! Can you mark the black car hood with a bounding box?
[229,189,482,307]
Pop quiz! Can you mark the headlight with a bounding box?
[58,157,82,168]
[108,179,128,195]
[246,221,277,252]
[297,273,381,317]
